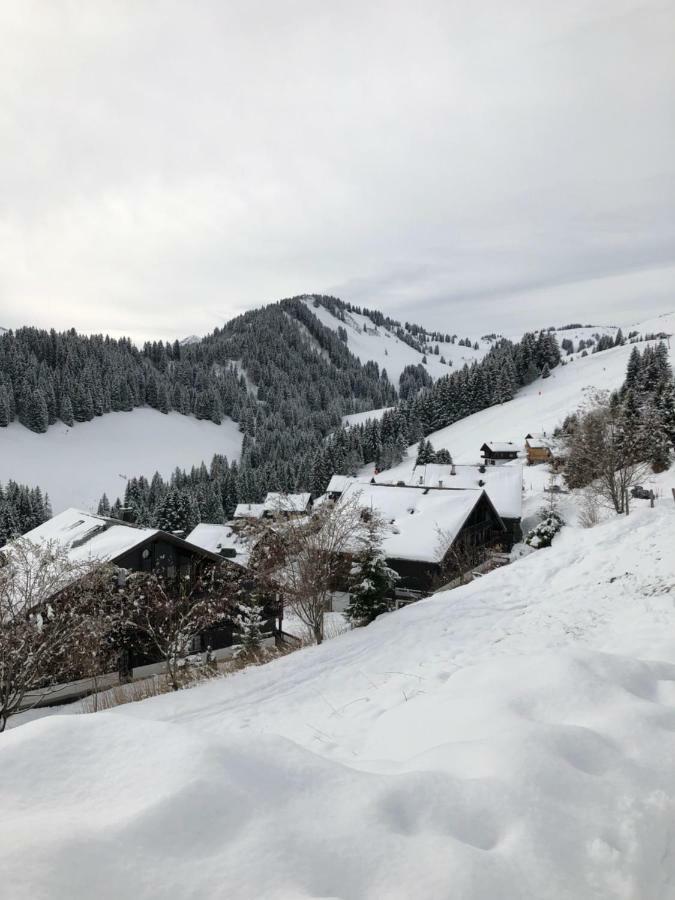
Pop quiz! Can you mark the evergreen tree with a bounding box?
[26,389,48,433]
[60,396,74,427]
[346,516,398,625]
[0,386,10,427]
[640,403,671,472]
[234,597,270,659]
[153,489,193,533]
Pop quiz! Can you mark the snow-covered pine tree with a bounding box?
[60,395,74,426]
[346,514,398,626]
[234,597,270,660]
[640,402,672,472]
[0,386,10,427]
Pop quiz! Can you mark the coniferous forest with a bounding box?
[1,294,570,536]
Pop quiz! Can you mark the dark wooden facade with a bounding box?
[480,443,519,464]
[386,492,507,593]
[111,532,273,664]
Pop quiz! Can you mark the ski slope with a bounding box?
[0,409,242,514]
[2,471,675,899]
[303,297,488,384]
[364,313,675,476]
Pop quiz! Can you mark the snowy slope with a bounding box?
[303,298,488,384]
[342,406,394,427]
[0,409,242,513]
[2,481,675,898]
[365,315,675,477]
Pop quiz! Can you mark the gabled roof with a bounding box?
[408,463,523,519]
[326,474,357,494]
[1,509,160,565]
[338,483,504,564]
[324,462,523,521]
[1,508,225,567]
[185,523,250,566]
[525,438,551,450]
[233,503,265,520]
[263,492,311,514]
[481,442,519,453]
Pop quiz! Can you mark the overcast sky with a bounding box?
[1,1,674,342]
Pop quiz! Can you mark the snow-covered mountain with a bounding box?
[350,310,675,451]
[179,334,201,346]
[303,296,490,384]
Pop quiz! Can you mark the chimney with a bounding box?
[451,464,456,476]
[438,479,444,489]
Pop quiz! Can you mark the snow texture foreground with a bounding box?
[2,491,675,899]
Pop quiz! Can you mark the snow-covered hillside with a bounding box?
[304,298,489,384]
[0,410,242,513]
[3,472,675,898]
[362,314,675,475]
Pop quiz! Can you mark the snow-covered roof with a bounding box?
[338,483,501,563]
[407,464,523,519]
[525,438,551,450]
[324,463,522,521]
[185,523,250,566]
[233,503,265,519]
[2,508,161,565]
[263,492,312,514]
[481,441,519,453]
[326,474,358,494]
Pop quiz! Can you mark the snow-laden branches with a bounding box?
[251,495,366,644]
[0,540,106,731]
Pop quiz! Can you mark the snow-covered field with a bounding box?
[2,472,675,898]
[304,297,488,384]
[342,406,394,427]
[0,409,242,513]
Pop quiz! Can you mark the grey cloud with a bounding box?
[0,0,674,341]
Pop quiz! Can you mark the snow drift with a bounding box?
[2,485,675,898]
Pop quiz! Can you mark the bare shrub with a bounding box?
[252,494,366,644]
[0,539,102,732]
[578,488,601,528]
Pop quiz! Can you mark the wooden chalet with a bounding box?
[3,509,277,688]
[525,436,552,465]
[325,463,523,550]
[338,483,507,594]
[480,442,519,465]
